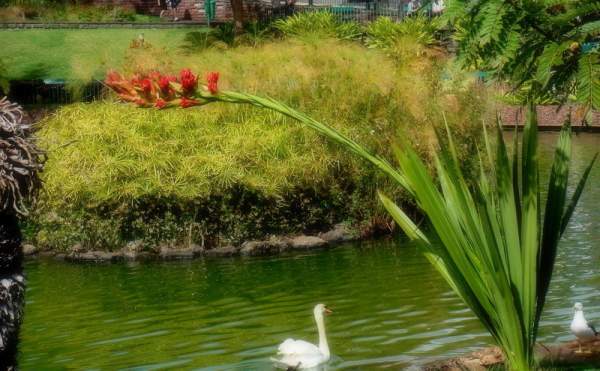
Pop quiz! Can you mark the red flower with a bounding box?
[155,98,167,109]
[158,75,176,95]
[180,97,199,108]
[105,70,137,96]
[180,68,198,95]
[130,74,142,87]
[140,78,153,94]
[206,72,219,95]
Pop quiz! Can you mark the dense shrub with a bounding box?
[273,11,363,41]
[364,15,442,59]
[28,38,491,251]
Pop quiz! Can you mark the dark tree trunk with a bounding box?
[230,0,244,32]
[0,211,25,371]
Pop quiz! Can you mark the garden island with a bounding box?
[0,0,599,369]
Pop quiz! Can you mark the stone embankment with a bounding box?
[23,223,359,262]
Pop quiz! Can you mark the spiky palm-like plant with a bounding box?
[107,70,596,369]
[0,96,44,370]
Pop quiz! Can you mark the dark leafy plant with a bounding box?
[0,96,44,370]
[213,22,237,47]
[241,20,272,47]
[0,97,45,214]
[181,29,215,52]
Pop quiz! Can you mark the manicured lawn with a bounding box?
[1,28,201,81]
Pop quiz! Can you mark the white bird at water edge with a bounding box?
[570,302,598,353]
[272,303,333,370]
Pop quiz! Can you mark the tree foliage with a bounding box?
[445,0,600,111]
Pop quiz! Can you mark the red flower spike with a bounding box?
[140,78,153,94]
[180,68,198,96]
[131,74,142,87]
[206,72,219,95]
[180,97,200,108]
[155,98,167,109]
[158,75,177,95]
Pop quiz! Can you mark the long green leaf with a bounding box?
[187,89,598,371]
[577,52,600,112]
[560,152,598,235]
[536,122,571,327]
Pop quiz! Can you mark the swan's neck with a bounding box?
[314,312,330,358]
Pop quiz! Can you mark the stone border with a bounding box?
[23,224,360,262]
[0,21,209,29]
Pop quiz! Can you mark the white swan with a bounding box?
[273,303,332,369]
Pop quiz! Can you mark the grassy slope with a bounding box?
[0,29,193,81]
[27,37,488,251]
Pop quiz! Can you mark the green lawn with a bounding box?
[1,28,200,81]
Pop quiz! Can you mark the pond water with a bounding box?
[18,133,600,370]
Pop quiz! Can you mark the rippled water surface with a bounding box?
[19,133,600,370]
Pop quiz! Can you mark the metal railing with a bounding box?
[261,0,443,22]
[6,80,106,105]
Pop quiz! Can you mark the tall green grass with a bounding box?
[32,39,489,250]
[273,11,362,41]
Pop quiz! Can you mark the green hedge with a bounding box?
[27,38,490,251]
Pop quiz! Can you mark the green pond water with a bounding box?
[18,133,600,370]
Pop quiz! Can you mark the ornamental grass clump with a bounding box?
[107,68,596,370]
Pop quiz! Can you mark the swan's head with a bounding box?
[314,304,332,317]
[574,302,584,311]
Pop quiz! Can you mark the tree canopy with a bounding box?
[444,0,600,111]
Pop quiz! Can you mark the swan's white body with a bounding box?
[274,304,331,369]
[570,302,597,353]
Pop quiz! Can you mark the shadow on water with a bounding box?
[17,133,600,370]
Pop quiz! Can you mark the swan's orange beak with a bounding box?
[324,306,333,315]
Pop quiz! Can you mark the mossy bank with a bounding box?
[22,35,491,254]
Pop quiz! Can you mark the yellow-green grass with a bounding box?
[30,39,490,251]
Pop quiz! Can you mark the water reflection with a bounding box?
[18,133,600,369]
